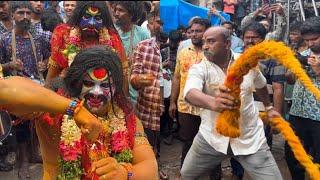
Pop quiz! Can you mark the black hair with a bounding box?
[143,1,152,14]
[64,46,123,98]
[300,16,320,36]
[41,8,63,32]
[114,1,144,23]
[177,25,186,31]
[289,21,302,33]
[212,0,224,11]
[68,1,115,29]
[159,31,169,42]
[221,21,234,29]
[169,30,182,42]
[242,22,267,39]
[190,18,211,29]
[10,1,32,13]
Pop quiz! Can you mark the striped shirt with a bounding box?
[131,37,162,131]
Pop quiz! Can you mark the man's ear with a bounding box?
[226,39,231,50]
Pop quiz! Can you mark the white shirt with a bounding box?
[183,56,267,155]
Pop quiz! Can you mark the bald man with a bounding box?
[181,27,283,179]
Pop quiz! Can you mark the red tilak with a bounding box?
[93,68,107,79]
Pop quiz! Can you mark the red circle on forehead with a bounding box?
[93,68,107,79]
[90,6,98,12]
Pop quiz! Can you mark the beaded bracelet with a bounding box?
[66,100,84,116]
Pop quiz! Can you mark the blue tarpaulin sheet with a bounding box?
[160,0,230,33]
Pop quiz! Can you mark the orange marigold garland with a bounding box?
[217,41,320,179]
[260,112,320,179]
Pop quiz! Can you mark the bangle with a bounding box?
[120,163,133,180]
[265,105,274,112]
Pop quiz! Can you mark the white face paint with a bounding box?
[79,68,115,115]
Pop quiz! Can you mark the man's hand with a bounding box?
[73,107,102,142]
[209,85,237,112]
[91,157,127,180]
[37,61,47,72]
[307,55,320,67]
[269,3,284,16]
[169,102,177,118]
[131,73,155,89]
[162,59,171,69]
[10,59,24,71]
[266,108,281,134]
[262,108,281,125]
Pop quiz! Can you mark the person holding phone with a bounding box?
[241,3,287,42]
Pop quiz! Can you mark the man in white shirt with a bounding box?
[181,26,283,179]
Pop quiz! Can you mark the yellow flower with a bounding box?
[60,115,81,145]
[215,41,320,179]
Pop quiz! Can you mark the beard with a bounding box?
[115,18,126,28]
[191,39,203,47]
[15,19,31,31]
[203,50,215,61]
[310,45,320,54]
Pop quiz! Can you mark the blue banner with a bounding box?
[160,0,230,33]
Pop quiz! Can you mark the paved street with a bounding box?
[0,134,292,180]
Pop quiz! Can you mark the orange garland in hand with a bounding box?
[217,41,320,179]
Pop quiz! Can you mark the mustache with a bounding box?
[15,19,31,30]
[203,50,215,57]
[81,27,99,33]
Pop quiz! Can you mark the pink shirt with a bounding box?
[223,0,237,14]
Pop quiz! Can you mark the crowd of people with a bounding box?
[0,1,319,180]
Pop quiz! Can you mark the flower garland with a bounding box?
[259,112,320,179]
[62,27,115,66]
[57,104,133,180]
[216,41,320,179]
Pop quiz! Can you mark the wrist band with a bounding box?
[66,100,83,116]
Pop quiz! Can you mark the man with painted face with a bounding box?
[0,1,50,178]
[46,1,129,96]
[39,46,158,179]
